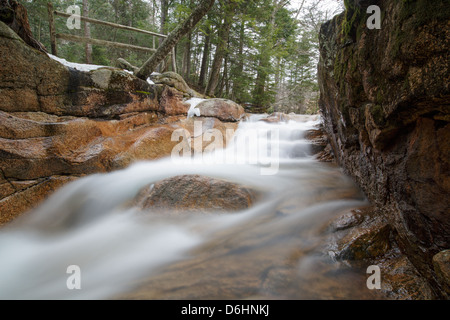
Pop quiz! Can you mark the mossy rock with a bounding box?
[150,72,205,98]
[336,223,392,261]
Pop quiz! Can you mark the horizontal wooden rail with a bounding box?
[47,2,176,73]
[56,33,157,53]
[54,11,168,39]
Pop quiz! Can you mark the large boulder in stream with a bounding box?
[196,99,246,122]
[134,175,258,214]
[318,0,449,298]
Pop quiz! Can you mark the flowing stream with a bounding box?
[0,115,384,300]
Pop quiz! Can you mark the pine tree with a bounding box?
[21,0,341,114]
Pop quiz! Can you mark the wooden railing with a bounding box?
[47,2,177,72]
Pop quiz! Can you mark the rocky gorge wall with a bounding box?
[0,20,243,226]
[318,0,449,298]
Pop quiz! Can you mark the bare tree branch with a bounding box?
[135,0,215,80]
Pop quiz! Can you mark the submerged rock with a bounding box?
[336,223,392,261]
[134,175,258,214]
[326,207,435,300]
[326,208,366,232]
[258,112,290,123]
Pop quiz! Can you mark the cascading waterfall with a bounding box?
[0,115,380,300]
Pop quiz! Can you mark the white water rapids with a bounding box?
[0,115,378,300]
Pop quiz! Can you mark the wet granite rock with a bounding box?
[318,0,449,297]
[134,175,258,214]
[196,99,246,122]
[433,250,450,298]
[0,20,242,225]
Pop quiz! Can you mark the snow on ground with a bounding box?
[47,53,155,85]
[185,98,206,118]
[47,54,106,72]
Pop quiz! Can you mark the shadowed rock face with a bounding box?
[318,0,449,297]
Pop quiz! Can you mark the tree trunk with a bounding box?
[112,0,118,42]
[128,0,134,45]
[182,32,192,80]
[274,56,283,111]
[192,31,200,81]
[37,18,41,42]
[204,22,227,96]
[198,24,210,88]
[157,0,169,72]
[83,0,92,64]
[160,0,169,36]
[253,53,270,106]
[135,0,215,80]
[218,47,229,98]
[224,52,230,97]
[205,1,235,97]
[275,56,281,89]
[181,0,194,79]
[252,0,284,108]
[231,17,245,102]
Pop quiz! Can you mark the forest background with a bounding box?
[23,0,342,114]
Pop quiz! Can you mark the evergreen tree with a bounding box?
[21,0,342,114]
